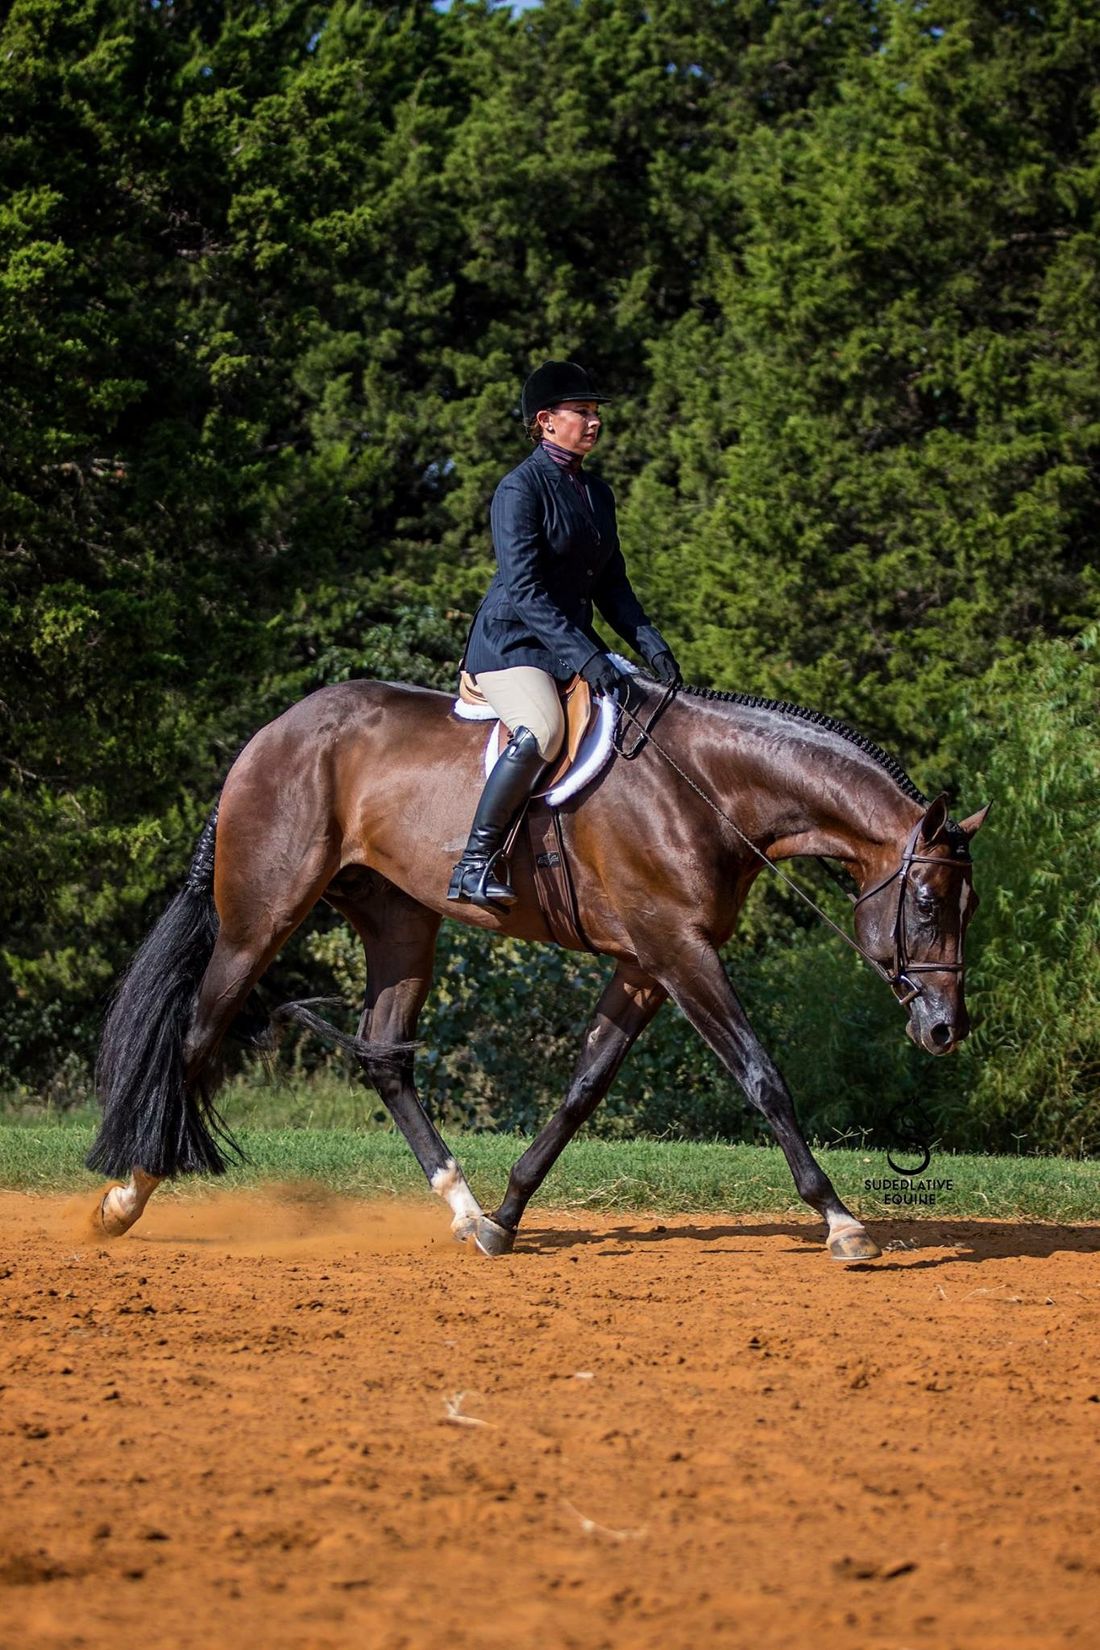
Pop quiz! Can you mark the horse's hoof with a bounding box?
[97,1188,133,1239]
[473,1217,516,1258]
[828,1225,882,1263]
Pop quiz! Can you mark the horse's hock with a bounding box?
[3,1188,1097,1650]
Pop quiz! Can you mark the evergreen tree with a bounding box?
[627,0,1100,751]
[2,0,1096,1145]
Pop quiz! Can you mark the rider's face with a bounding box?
[539,400,602,457]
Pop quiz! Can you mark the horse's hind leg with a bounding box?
[100,1168,162,1236]
[330,878,492,1249]
[100,831,341,1237]
[484,965,667,1253]
[100,926,302,1236]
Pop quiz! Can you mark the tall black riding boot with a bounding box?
[447,726,546,910]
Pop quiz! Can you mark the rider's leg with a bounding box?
[448,667,565,910]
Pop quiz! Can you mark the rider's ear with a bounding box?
[918,792,950,847]
[957,802,992,839]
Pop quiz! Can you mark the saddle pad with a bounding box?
[484,692,620,806]
[453,655,634,807]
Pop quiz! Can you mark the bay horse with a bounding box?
[87,676,989,1262]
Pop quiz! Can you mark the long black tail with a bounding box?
[86,809,242,1178]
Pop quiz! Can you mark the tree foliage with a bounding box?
[2,0,1097,1148]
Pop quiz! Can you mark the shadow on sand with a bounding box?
[520,1217,1100,1268]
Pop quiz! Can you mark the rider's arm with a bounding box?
[589,484,650,649]
[491,477,602,675]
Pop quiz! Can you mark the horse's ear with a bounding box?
[957,802,992,839]
[918,793,951,847]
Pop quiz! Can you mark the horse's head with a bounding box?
[853,794,990,1056]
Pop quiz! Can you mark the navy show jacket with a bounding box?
[463,442,651,682]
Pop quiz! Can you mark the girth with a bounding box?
[523,802,596,953]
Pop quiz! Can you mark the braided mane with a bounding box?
[678,683,927,805]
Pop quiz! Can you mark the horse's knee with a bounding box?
[560,1073,605,1125]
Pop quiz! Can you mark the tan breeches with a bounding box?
[473,667,565,762]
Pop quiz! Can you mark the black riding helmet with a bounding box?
[520,360,610,426]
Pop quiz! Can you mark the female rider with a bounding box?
[448,359,681,910]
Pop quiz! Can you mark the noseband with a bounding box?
[614,692,973,1016]
[853,819,972,1007]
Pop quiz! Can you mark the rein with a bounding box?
[614,678,679,758]
[614,688,970,1008]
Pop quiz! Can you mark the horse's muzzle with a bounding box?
[906,1008,968,1056]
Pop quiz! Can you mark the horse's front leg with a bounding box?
[660,943,880,1262]
[481,965,667,1253]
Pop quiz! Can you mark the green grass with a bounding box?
[0,1071,391,1133]
[0,1120,1096,1222]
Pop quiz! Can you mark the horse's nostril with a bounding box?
[930,1022,954,1048]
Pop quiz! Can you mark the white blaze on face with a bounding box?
[431,1159,483,1235]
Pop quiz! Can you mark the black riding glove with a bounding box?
[635,625,681,687]
[580,653,632,701]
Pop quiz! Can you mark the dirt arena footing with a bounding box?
[1,1188,1098,1650]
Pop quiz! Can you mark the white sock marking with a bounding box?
[102,1169,161,1234]
[826,1210,866,1242]
[430,1159,483,1235]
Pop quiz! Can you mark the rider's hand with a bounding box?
[635,625,682,687]
[580,653,632,701]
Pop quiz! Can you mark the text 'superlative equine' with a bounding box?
[88,678,988,1262]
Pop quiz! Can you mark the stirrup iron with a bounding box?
[448,849,517,910]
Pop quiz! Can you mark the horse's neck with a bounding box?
[719,717,924,884]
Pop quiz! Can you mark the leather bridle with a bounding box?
[853,817,972,1007]
[615,689,974,1016]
